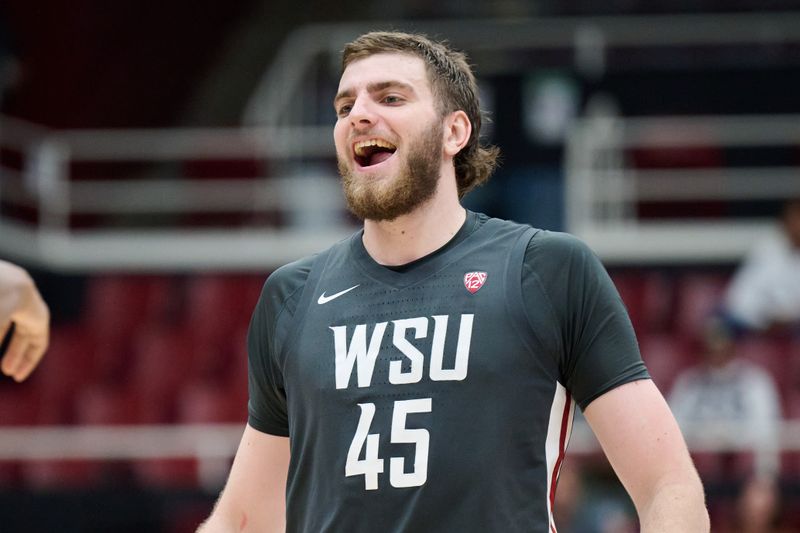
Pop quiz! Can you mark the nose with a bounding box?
[348,96,377,128]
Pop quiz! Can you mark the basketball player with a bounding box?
[199,31,709,532]
[0,259,49,382]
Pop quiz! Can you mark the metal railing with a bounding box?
[0,116,351,271]
[5,12,800,269]
[244,11,800,127]
[565,111,800,264]
[0,419,798,490]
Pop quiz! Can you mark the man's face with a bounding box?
[333,53,445,221]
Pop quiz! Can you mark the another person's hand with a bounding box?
[0,260,49,382]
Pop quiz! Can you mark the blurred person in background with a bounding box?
[718,198,800,336]
[198,31,708,533]
[554,461,638,533]
[668,325,783,532]
[0,259,49,382]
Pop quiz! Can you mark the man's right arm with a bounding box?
[197,424,290,533]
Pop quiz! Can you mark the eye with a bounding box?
[336,104,352,117]
[382,95,403,105]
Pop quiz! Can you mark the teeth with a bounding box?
[354,139,396,156]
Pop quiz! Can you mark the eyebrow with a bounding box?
[333,80,416,108]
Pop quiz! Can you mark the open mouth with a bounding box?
[353,139,397,168]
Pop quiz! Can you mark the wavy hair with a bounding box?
[342,31,499,198]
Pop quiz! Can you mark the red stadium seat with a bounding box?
[789,340,800,395]
[83,275,182,384]
[609,271,646,333]
[136,376,251,490]
[178,383,233,423]
[610,270,675,335]
[735,336,791,401]
[673,272,729,339]
[182,275,254,382]
[638,333,692,395]
[130,327,192,423]
[33,325,94,425]
[184,275,250,339]
[781,391,800,479]
[226,326,250,421]
[132,457,197,488]
[0,385,37,423]
[127,328,198,487]
[0,385,38,486]
[83,276,146,382]
[75,384,138,425]
[24,384,137,489]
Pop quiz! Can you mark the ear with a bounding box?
[443,110,471,158]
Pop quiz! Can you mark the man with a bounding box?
[199,31,708,532]
[669,326,782,532]
[719,198,800,335]
[0,259,49,382]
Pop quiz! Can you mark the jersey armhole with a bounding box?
[504,228,550,359]
[276,248,333,365]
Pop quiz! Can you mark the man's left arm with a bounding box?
[583,378,710,532]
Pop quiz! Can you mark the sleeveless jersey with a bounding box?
[247,211,649,532]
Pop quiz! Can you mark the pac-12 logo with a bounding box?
[463,271,487,293]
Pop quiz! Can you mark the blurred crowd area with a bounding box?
[1,259,798,532]
[2,1,800,532]
[0,273,258,532]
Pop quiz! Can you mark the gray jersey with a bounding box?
[247,211,648,532]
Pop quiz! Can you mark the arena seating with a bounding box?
[1,268,798,496]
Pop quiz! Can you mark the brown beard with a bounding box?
[338,120,443,222]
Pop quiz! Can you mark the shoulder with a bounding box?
[257,233,358,313]
[465,215,594,264]
[522,230,603,286]
[742,229,791,265]
[734,360,779,388]
[256,254,317,318]
[525,230,595,262]
[263,254,316,295]
[516,230,605,322]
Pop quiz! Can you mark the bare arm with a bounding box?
[197,424,290,533]
[583,379,710,532]
[0,260,49,382]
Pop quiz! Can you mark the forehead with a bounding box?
[337,52,431,94]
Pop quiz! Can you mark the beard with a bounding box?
[338,120,443,222]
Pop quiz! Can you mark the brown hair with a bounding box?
[342,31,499,198]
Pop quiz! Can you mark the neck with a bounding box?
[362,175,466,266]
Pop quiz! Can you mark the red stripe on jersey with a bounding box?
[548,391,572,532]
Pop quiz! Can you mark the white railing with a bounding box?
[0,420,798,489]
[0,423,241,489]
[5,12,800,269]
[244,13,800,265]
[565,112,800,264]
[0,116,351,271]
[245,12,800,127]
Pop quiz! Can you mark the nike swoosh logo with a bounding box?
[317,284,360,305]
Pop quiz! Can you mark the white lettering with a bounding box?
[388,317,428,385]
[332,322,387,389]
[331,314,474,389]
[345,399,432,491]
[345,403,384,490]
[389,398,432,488]
[429,314,473,381]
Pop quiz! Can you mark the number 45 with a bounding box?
[346,398,432,491]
